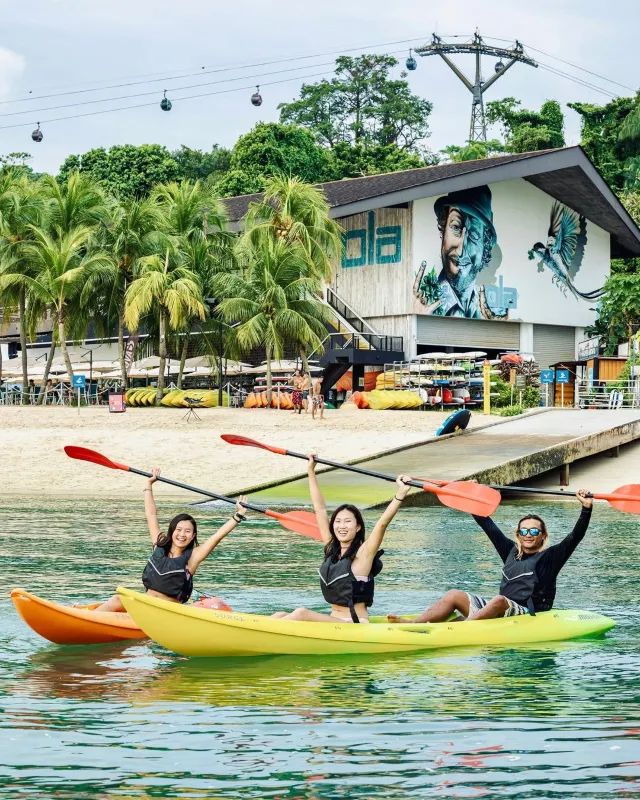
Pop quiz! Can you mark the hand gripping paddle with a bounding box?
[220,434,502,516]
[63,446,322,541]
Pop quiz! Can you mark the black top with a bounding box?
[472,507,592,612]
[142,546,193,604]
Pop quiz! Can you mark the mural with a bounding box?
[342,210,402,268]
[527,202,604,301]
[413,186,517,320]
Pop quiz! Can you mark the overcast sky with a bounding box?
[1,0,638,175]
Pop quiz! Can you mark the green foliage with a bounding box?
[486,98,565,153]
[521,385,541,408]
[594,273,640,357]
[331,142,425,177]
[216,123,334,198]
[58,144,180,198]
[440,140,504,162]
[568,97,636,190]
[171,144,232,183]
[278,54,432,154]
[499,405,525,416]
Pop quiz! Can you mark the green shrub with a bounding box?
[499,405,525,416]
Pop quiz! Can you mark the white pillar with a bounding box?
[519,322,534,360]
[574,327,585,359]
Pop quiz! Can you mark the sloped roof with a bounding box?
[223,147,640,258]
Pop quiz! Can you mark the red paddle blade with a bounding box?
[423,480,501,516]
[597,484,640,515]
[221,434,286,455]
[64,445,130,472]
[265,509,322,541]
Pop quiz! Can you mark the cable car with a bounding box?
[494,60,505,73]
[251,85,262,107]
[406,49,417,71]
[160,90,172,111]
[31,123,43,143]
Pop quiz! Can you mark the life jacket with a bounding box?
[142,546,193,603]
[318,550,383,623]
[499,549,546,615]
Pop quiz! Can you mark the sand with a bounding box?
[0,405,488,500]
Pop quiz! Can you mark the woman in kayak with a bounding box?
[272,454,411,623]
[388,489,593,623]
[93,468,247,612]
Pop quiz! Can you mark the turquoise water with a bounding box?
[1,498,639,798]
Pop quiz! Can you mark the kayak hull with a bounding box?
[117,587,615,659]
[11,588,146,645]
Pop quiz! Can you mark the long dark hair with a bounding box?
[514,513,548,559]
[156,513,198,552]
[324,504,366,562]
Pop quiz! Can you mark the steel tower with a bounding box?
[415,31,538,142]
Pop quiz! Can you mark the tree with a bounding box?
[486,98,565,153]
[124,250,206,404]
[171,144,232,183]
[279,55,432,154]
[59,144,179,198]
[440,139,505,163]
[213,237,329,403]
[216,123,334,198]
[590,273,640,354]
[331,142,426,178]
[568,97,636,191]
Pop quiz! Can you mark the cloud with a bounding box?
[0,48,25,97]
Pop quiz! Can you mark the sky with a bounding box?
[0,0,638,176]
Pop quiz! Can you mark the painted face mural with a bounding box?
[414,185,516,320]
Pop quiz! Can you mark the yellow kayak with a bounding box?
[117,587,615,659]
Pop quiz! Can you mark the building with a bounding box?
[225,147,640,383]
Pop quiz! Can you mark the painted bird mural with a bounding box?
[528,202,604,301]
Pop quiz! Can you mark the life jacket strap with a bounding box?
[348,600,360,624]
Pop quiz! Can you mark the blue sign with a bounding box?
[555,369,570,384]
[342,210,402,268]
[540,370,554,384]
[72,375,86,389]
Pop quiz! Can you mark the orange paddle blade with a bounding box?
[422,480,501,516]
[595,484,640,515]
[221,434,286,455]
[265,510,322,541]
[64,445,130,472]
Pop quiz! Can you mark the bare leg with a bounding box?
[467,595,510,621]
[92,594,126,613]
[311,400,316,419]
[270,611,289,618]
[274,607,348,623]
[388,589,471,624]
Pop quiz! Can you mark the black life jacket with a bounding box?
[318,549,383,623]
[499,549,545,615]
[142,546,193,603]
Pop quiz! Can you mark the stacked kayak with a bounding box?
[11,588,145,645]
[118,587,615,659]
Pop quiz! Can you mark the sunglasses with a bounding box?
[518,527,541,537]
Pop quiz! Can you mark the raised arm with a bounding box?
[144,469,162,545]
[472,514,515,563]
[543,489,593,571]
[307,454,332,544]
[187,496,248,575]
[359,476,411,561]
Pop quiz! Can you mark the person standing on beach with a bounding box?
[311,375,325,420]
[291,370,303,414]
[300,371,311,413]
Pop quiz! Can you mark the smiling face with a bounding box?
[441,207,487,294]
[517,517,546,554]
[331,508,361,551]
[171,519,196,552]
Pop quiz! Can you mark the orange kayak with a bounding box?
[10,588,146,645]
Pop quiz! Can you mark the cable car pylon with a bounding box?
[415,30,537,142]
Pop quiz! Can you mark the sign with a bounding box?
[509,368,517,386]
[342,211,402,268]
[555,369,570,384]
[109,392,126,413]
[540,370,554,384]
[578,336,599,361]
[72,375,86,389]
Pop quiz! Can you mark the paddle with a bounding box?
[220,434,502,516]
[418,477,640,515]
[63,446,322,541]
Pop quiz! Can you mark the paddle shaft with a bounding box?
[127,466,269,515]
[423,477,629,502]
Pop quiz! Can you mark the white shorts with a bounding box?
[466,593,528,618]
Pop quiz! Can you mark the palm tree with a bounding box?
[213,237,329,403]
[0,171,47,401]
[124,250,206,404]
[41,172,109,233]
[18,226,113,380]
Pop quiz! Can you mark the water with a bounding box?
[1,498,639,798]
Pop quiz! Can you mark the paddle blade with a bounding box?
[64,445,130,472]
[423,480,501,516]
[265,509,322,541]
[597,484,640,515]
[221,434,286,455]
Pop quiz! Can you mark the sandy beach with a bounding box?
[0,405,488,499]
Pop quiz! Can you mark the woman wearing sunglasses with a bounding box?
[389,489,593,623]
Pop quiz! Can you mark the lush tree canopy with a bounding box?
[486,98,565,153]
[171,144,232,183]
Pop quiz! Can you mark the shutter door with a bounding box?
[416,315,520,350]
[533,324,576,369]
